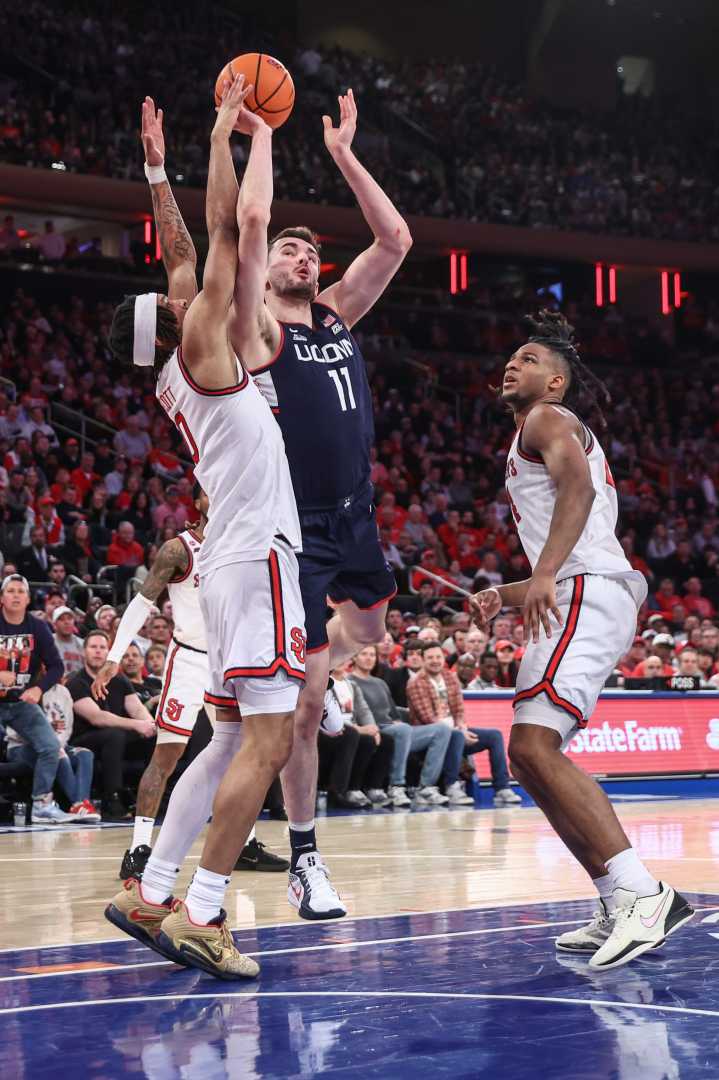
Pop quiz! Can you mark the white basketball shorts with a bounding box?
[200,537,306,718]
[513,574,637,748]
[156,642,212,745]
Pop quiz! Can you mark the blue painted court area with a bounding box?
[1,897,718,1078]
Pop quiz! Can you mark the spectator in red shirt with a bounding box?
[107,521,144,568]
[34,494,65,546]
[649,578,684,620]
[618,637,647,677]
[683,577,715,619]
[631,655,672,678]
[147,433,185,483]
[494,639,519,687]
[70,451,100,501]
[437,510,462,560]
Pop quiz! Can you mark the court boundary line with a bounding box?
[0,918,587,983]
[2,989,719,1020]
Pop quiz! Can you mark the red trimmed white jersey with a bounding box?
[168,528,205,651]
[156,349,301,575]
[505,405,647,608]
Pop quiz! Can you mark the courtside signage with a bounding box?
[464,693,719,778]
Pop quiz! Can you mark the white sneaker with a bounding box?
[288,852,346,920]
[413,786,449,806]
[31,800,75,825]
[589,883,694,970]
[388,785,411,807]
[346,790,372,808]
[366,788,391,806]
[446,781,474,805]
[319,685,344,735]
[493,787,522,805]
[555,900,614,953]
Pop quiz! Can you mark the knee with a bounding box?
[152,746,184,779]
[508,727,555,782]
[351,623,384,647]
[449,728,465,750]
[264,717,295,774]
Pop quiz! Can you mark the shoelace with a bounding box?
[300,861,338,901]
[611,901,637,929]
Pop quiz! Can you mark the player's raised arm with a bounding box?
[316,89,412,328]
[521,405,596,642]
[92,538,189,700]
[230,107,280,359]
[141,97,198,304]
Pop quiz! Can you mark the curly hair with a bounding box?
[108,295,181,379]
[525,308,611,428]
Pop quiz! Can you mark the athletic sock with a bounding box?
[185,866,230,924]
[592,872,617,912]
[605,847,659,898]
[151,721,243,868]
[131,815,155,851]
[289,820,316,870]
[246,825,256,845]
[141,855,180,905]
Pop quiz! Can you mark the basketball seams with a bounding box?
[256,70,287,110]
[214,53,294,123]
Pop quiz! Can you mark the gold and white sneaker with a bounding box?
[104,877,177,962]
[589,882,694,970]
[157,900,259,980]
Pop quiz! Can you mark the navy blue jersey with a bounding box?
[253,302,373,509]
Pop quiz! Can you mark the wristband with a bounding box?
[144,162,168,184]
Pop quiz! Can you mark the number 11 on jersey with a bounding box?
[328,366,356,412]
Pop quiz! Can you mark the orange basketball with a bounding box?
[214,53,294,129]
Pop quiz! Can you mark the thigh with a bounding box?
[467,728,503,752]
[156,647,207,745]
[328,497,397,616]
[7,744,37,769]
[203,540,306,705]
[297,512,345,654]
[514,575,638,747]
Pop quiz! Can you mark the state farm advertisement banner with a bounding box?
[464,693,719,779]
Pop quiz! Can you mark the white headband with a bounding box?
[133,292,159,367]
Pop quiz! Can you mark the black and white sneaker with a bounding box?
[555,900,613,953]
[589,882,694,970]
[288,852,346,920]
[119,844,152,881]
[234,838,289,872]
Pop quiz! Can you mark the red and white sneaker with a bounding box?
[69,800,101,823]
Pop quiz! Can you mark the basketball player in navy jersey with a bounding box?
[232,88,412,918]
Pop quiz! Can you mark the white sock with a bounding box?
[141,855,180,905]
[593,872,617,912]
[151,722,243,868]
[246,825,256,844]
[288,820,315,832]
[185,866,230,924]
[605,847,659,898]
[131,815,155,851]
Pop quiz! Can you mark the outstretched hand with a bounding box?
[213,73,267,137]
[141,96,165,165]
[322,88,357,156]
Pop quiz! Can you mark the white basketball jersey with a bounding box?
[505,405,647,608]
[156,348,301,575]
[168,528,206,651]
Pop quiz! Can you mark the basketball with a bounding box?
[214,53,295,129]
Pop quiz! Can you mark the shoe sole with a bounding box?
[156,931,259,980]
[589,903,695,970]
[104,904,185,965]
[235,861,290,872]
[287,890,346,921]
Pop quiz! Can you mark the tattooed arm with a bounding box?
[142,96,198,303]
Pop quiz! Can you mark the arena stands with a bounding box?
[2,0,718,239]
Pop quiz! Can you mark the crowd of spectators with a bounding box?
[1,1,718,240]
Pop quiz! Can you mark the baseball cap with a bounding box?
[95,603,117,622]
[65,437,79,446]
[405,625,421,634]
[642,628,657,641]
[647,614,666,626]
[495,639,516,652]
[0,572,30,594]
[38,494,53,506]
[52,605,74,623]
[652,633,675,647]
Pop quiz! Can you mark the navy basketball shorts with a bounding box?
[298,487,397,653]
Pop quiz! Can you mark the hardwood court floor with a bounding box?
[1,798,719,1079]
[1,797,718,951]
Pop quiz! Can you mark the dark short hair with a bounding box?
[420,641,444,655]
[268,226,321,257]
[403,639,424,657]
[109,295,181,375]
[85,629,110,646]
[192,478,202,502]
